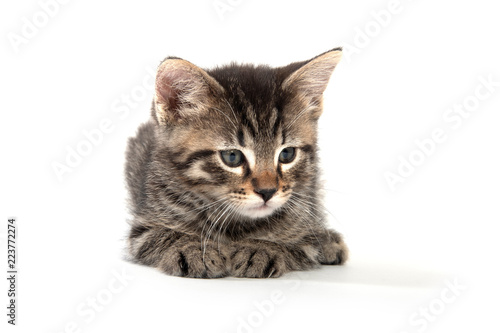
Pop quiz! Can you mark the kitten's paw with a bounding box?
[160,243,229,278]
[318,230,349,265]
[230,243,288,278]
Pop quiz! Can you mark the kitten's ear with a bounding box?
[154,57,224,125]
[281,48,342,117]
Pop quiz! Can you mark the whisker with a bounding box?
[201,200,229,260]
[223,99,238,124]
[203,201,233,259]
[212,107,237,129]
[285,105,314,130]
[287,197,325,255]
[192,197,227,213]
[292,191,344,229]
[216,200,242,253]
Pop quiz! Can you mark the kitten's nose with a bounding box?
[254,188,277,203]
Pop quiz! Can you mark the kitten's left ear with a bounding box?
[281,48,342,117]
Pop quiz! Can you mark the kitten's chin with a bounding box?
[239,202,279,219]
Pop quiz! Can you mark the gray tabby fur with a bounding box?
[125,48,348,278]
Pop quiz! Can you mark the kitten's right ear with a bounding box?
[153,58,224,125]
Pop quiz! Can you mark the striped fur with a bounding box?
[125,48,348,278]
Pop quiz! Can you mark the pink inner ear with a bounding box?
[156,69,186,113]
[157,81,180,112]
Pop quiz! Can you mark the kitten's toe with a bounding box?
[230,247,287,278]
[199,246,229,278]
[319,231,349,265]
[160,245,228,278]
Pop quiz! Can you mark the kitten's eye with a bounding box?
[279,147,296,164]
[220,150,244,167]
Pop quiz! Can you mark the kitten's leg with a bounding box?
[315,229,349,265]
[129,226,229,278]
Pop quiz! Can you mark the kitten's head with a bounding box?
[152,49,341,220]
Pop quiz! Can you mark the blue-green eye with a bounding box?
[279,147,296,164]
[220,150,244,167]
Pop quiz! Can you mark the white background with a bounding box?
[1,0,499,332]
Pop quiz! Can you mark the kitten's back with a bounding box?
[125,120,156,215]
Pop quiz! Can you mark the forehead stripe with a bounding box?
[237,129,245,147]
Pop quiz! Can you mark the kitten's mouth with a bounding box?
[241,202,278,219]
[251,203,270,211]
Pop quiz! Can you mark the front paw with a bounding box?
[160,242,229,278]
[230,242,288,278]
[318,230,349,265]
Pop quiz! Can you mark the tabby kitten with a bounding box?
[126,48,348,278]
